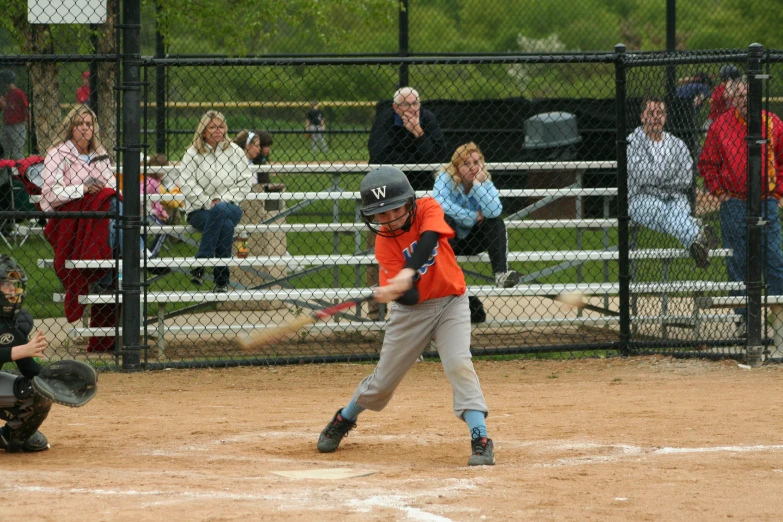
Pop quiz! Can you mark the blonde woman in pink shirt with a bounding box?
[41,105,146,292]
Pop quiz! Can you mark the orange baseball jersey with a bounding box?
[374,197,467,301]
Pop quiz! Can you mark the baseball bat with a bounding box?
[548,291,620,316]
[237,292,376,350]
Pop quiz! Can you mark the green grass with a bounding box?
[147,115,373,165]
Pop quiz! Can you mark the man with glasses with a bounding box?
[368,86,447,192]
[365,87,447,320]
[699,78,783,336]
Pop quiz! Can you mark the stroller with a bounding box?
[0,156,44,247]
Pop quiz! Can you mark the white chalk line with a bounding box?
[6,478,482,521]
[533,441,783,467]
[9,485,287,502]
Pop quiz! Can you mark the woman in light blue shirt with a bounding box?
[433,142,519,320]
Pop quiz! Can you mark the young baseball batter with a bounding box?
[317,166,495,466]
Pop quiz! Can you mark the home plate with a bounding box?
[270,468,378,480]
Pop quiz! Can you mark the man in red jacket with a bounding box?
[698,77,783,335]
[0,70,28,160]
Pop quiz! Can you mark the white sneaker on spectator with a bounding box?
[735,318,747,339]
[495,270,520,288]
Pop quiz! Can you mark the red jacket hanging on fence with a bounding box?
[43,188,120,352]
[698,109,783,200]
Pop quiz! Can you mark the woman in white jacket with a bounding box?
[179,111,252,292]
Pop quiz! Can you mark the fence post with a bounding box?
[120,0,143,370]
[615,43,630,355]
[665,0,676,103]
[745,43,765,367]
[398,0,409,88]
[155,0,167,155]
[89,25,98,111]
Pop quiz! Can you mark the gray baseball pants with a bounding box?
[350,292,488,420]
[1,123,26,160]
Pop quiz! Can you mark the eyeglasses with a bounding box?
[396,101,420,109]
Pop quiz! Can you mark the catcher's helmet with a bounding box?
[360,166,417,237]
[0,255,27,321]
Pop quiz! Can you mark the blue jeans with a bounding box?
[629,194,700,248]
[720,198,783,314]
[99,198,145,288]
[187,202,243,285]
[108,198,145,254]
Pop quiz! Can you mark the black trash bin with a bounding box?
[515,111,582,219]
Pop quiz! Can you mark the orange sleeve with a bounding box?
[375,238,403,287]
[416,198,454,238]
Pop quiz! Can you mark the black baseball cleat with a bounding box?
[468,428,495,466]
[190,267,205,286]
[689,240,711,269]
[0,426,50,453]
[317,409,356,453]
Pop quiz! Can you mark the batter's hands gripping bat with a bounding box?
[238,292,376,350]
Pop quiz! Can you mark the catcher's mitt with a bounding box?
[32,360,98,408]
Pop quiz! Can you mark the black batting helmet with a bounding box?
[360,166,417,237]
[0,255,27,321]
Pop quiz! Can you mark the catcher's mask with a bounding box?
[0,255,26,321]
[360,166,417,237]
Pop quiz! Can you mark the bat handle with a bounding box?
[312,293,375,321]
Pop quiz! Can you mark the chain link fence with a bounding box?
[2,1,783,371]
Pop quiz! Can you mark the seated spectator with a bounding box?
[698,78,783,335]
[628,98,712,269]
[233,130,263,165]
[146,153,183,226]
[141,170,169,223]
[252,130,273,166]
[434,142,520,323]
[368,86,447,192]
[365,87,447,319]
[40,104,137,352]
[179,111,252,293]
[140,165,171,259]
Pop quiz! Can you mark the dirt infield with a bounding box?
[2,357,782,521]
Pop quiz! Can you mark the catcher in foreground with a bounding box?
[316,166,495,466]
[0,255,97,453]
